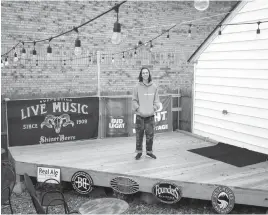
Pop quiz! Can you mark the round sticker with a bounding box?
[211,186,235,214]
[110,176,139,194]
[71,171,93,195]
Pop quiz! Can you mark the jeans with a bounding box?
[135,115,155,153]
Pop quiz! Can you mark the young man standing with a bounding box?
[132,67,162,160]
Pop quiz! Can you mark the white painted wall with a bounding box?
[193,0,268,154]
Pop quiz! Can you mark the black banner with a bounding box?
[104,98,129,137]
[7,97,99,147]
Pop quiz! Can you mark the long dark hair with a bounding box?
[138,67,152,83]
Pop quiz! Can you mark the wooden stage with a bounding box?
[9,131,268,207]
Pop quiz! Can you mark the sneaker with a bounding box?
[135,153,142,160]
[146,153,157,159]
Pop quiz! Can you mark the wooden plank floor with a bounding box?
[9,131,268,207]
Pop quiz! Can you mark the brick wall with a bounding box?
[1,1,236,99]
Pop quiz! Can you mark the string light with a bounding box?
[188,24,192,37]
[13,47,18,62]
[1,4,266,63]
[137,40,143,46]
[167,31,170,39]
[112,55,114,63]
[218,25,222,36]
[111,4,122,45]
[47,37,52,59]
[73,27,82,56]
[21,42,26,58]
[32,41,37,59]
[256,21,261,34]
[122,52,125,61]
[1,1,128,63]
[134,48,137,57]
[150,41,153,52]
[1,59,4,67]
[5,57,9,66]
[1,6,267,66]
[101,55,104,63]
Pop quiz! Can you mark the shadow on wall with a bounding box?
[179,87,192,132]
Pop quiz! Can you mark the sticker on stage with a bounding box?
[71,171,93,195]
[211,186,235,214]
[152,182,182,204]
[37,167,61,184]
[110,176,139,194]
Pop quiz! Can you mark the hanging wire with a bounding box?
[1,1,127,57]
[0,8,235,58]
[2,2,268,63]
[10,19,267,63]
[88,10,268,60]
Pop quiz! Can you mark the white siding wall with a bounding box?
[193,0,268,154]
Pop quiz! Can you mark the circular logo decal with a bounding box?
[211,186,235,214]
[71,171,93,195]
[152,182,182,204]
[110,176,139,194]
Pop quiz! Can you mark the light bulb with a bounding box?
[256,32,261,40]
[194,0,209,11]
[13,53,19,62]
[167,32,170,39]
[5,58,9,66]
[32,41,37,59]
[187,24,192,38]
[137,41,143,46]
[47,53,52,59]
[21,42,26,58]
[32,51,37,60]
[21,48,26,58]
[188,30,192,38]
[111,22,122,45]
[256,22,261,39]
[150,42,153,52]
[74,47,82,56]
[1,60,4,67]
[47,45,52,59]
[74,37,82,56]
[111,32,122,45]
[13,48,19,62]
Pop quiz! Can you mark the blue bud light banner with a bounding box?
[7,97,99,147]
[132,95,172,134]
[104,98,129,137]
